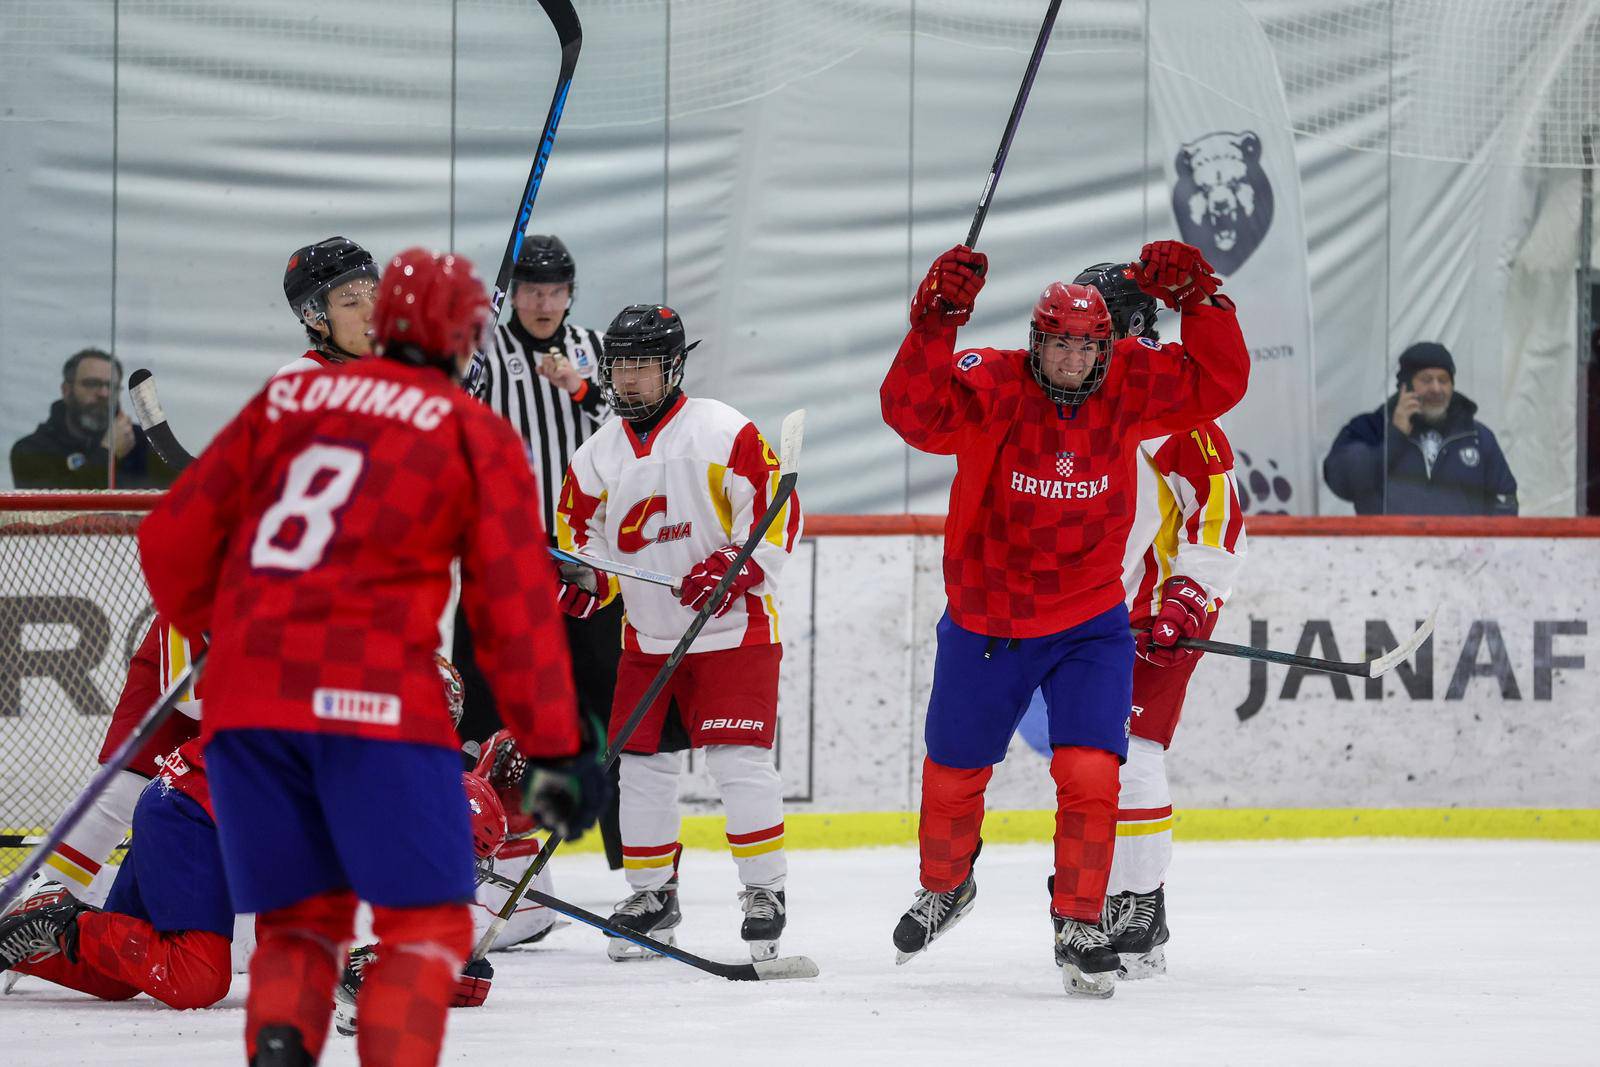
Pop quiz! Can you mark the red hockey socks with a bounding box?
[918,757,993,892]
[72,910,231,1008]
[247,891,357,1063]
[358,902,473,1066]
[1049,746,1120,921]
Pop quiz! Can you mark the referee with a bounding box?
[456,234,626,869]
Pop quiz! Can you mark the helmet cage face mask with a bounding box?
[1028,328,1112,405]
[599,347,686,420]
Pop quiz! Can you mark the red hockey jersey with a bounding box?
[881,301,1249,638]
[138,358,579,758]
[98,615,205,777]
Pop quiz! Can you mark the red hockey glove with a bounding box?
[556,561,602,619]
[1135,240,1220,312]
[678,544,765,619]
[451,956,493,1008]
[1136,575,1211,667]
[911,246,988,327]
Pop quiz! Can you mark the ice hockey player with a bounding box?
[879,240,1248,998]
[135,247,602,1066]
[555,304,803,963]
[1,616,204,921]
[0,735,233,1009]
[1076,261,1248,979]
[277,236,380,376]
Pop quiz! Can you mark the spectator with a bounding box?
[1323,341,1517,515]
[9,349,176,490]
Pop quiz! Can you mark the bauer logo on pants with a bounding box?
[313,688,401,726]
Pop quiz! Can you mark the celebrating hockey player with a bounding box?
[555,304,803,963]
[277,236,380,375]
[134,247,602,1066]
[1076,262,1248,979]
[880,240,1249,997]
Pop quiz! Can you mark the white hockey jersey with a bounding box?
[556,394,802,655]
[1121,419,1248,625]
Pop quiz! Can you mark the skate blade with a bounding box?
[606,929,676,961]
[753,955,820,980]
[1117,945,1166,980]
[747,939,779,962]
[892,900,975,966]
[3,971,23,994]
[1062,964,1116,999]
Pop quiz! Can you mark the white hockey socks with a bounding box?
[619,751,684,892]
[704,745,786,892]
[36,769,147,902]
[1105,737,1174,896]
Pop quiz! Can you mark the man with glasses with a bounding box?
[9,347,175,489]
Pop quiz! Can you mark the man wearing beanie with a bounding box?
[1323,341,1518,515]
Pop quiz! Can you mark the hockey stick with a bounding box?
[463,0,582,397]
[963,0,1062,250]
[549,546,678,591]
[471,409,807,964]
[1165,608,1438,679]
[474,869,817,981]
[127,369,197,471]
[0,651,206,909]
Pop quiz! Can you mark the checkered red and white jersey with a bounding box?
[555,394,802,655]
[138,358,579,759]
[880,300,1249,638]
[1122,421,1248,627]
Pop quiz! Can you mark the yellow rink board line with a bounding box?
[5,809,1597,875]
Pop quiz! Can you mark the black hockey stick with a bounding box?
[0,651,206,909]
[1156,609,1437,679]
[475,869,817,981]
[127,369,197,471]
[963,0,1062,250]
[471,410,809,967]
[462,0,582,397]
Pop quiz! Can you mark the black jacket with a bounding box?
[1322,392,1517,516]
[9,400,175,490]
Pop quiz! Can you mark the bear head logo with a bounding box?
[1172,130,1275,275]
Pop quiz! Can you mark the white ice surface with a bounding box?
[8,840,1600,1066]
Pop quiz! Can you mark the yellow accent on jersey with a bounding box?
[706,463,733,537]
[1199,472,1229,548]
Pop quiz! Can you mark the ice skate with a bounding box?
[331,943,377,1037]
[4,878,77,992]
[605,876,681,961]
[1051,912,1118,999]
[0,886,90,971]
[892,865,977,965]
[738,887,786,961]
[1107,886,1169,979]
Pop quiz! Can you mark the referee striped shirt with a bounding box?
[481,316,610,538]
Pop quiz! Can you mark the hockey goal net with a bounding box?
[0,491,159,876]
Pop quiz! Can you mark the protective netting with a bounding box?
[0,494,156,875]
[1,0,1594,166]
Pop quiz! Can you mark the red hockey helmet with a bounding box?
[1029,282,1114,405]
[372,248,492,375]
[463,772,508,862]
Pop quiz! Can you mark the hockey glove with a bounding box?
[1135,240,1220,312]
[1135,575,1211,667]
[678,544,765,619]
[522,715,610,840]
[451,956,493,1008]
[556,561,602,620]
[911,246,988,327]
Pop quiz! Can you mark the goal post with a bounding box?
[0,490,160,875]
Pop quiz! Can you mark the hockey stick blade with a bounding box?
[549,547,677,590]
[127,369,197,471]
[1169,608,1438,679]
[518,887,819,982]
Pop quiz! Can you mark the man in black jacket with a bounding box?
[1323,342,1517,515]
[9,349,176,490]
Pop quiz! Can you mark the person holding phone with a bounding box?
[1323,341,1518,515]
[9,348,177,489]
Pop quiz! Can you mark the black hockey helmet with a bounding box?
[1074,261,1159,341]
[512,234,576,287]
[599,304,700,420]
[284,237,378,324]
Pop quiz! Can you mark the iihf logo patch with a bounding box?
[957,352,982,372]
[1055,451,1077,477]
[1137,337,1161,350]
